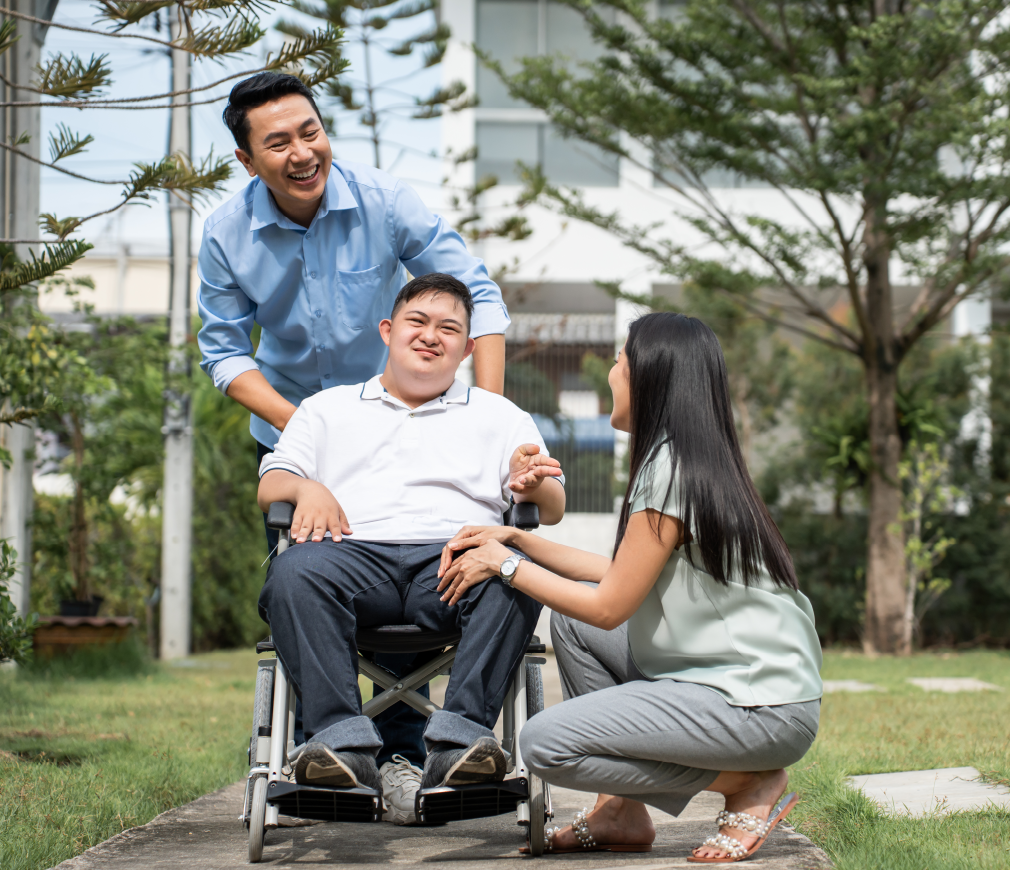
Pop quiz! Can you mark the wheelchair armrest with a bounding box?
[266,502,295,531]
[509,502,539,531]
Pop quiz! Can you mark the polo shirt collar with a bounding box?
[360,376,471,409]
[249,164,358,232]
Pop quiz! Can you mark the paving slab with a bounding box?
[849,767,1010,817]
[51,781,831,869]
[822,680,885,693]
[906,677,1002,693]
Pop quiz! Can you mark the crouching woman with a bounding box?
[436,313,822,864]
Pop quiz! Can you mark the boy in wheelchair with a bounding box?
[256,273,565,820]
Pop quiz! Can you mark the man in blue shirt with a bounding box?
[197,72,511,824]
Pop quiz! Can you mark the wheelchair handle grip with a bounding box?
[266,501,295,531]
[509,502,539,531]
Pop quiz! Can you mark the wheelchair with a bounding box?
[241,500,553,862]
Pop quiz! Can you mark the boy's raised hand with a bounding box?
[291,479,352,544]
[508,443,562,495]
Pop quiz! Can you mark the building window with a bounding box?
[476,121,619,186]
[475,0,619,187]
[475,0,538,109]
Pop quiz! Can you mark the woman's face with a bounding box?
[608,344,631,433]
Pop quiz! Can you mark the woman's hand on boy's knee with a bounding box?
[437,538,513,605]
[437,525,516,579]
[291,480,352,544]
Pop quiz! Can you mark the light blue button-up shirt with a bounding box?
[197,160,510,448]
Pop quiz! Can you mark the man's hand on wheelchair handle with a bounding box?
[508,444,562,495]
[437,538,513,606]
[290,479,353,544]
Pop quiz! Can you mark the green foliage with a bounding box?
[895,442,959,649]
[580,352,613,414]
[757,333,1010,647]
[24,634,153,680]
[495,0,1010,345]
[0,541,37,666]
[29,318,269,650]
[0,1,347,237]
[504,361,560,417]
[35,53,112,99]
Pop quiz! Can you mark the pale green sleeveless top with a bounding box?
[626,447,823,707]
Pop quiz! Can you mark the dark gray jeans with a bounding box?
[259,539,542,755]
[521,610,820,817]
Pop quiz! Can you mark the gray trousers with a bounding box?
[520,610,820,817]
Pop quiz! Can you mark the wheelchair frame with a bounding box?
[241,501,552,863]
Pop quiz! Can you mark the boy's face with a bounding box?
[379,291,475,391]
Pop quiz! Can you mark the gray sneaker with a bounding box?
[294,743,381,790]
[379,754,423,824]
[421,737,507,789]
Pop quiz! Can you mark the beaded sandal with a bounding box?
[532,808,652,854]
[688,791,799,864]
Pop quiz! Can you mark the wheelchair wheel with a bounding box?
[248,775,268,863]
[525,660,547,855]
[249,661,274,768]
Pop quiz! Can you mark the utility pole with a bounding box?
[160,10,194,660]
[0,0,58,621]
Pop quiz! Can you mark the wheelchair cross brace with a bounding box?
[358,647,456,718]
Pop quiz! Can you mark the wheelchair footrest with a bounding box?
[416,778,528,825]
[266,780,382,823]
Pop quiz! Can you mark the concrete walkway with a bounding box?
[52,654,830,869]
[51,780,831,869]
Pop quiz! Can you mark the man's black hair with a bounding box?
[223,72,324,155]
[391,273,474,333]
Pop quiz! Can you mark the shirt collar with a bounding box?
[359,376,471,409]
[249,164,358,232]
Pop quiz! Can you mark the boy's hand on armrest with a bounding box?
[259,471,352,544]
[508,444,562,495]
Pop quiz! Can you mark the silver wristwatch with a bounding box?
[499,553,526,587]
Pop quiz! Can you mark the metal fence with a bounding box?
[504,315,617,513]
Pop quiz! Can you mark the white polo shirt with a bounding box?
[259,376,552,544]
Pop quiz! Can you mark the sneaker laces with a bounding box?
[386,754,422,787]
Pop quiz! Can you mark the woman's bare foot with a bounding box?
[692,768,789,861]
[548,794,656,850]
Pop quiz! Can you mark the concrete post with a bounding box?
[0,0,59,617]
[159,18,194,660]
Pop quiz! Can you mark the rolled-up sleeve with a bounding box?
[390,181,511,338]
[197,227,260,395]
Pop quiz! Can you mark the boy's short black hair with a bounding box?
[223,73,324,155]
[391,273,474,333]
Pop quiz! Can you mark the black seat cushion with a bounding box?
[355,624,462,654]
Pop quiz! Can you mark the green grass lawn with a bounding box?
[3,647,1010,870]
[789,650,1010,870]
[0,648,261,870]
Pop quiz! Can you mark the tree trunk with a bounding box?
[69,411,90,601]
[864,359,906,653]
[861,205,906,654]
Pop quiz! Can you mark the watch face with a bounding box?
[502,556,518,578]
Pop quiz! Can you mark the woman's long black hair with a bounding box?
[614,312,798,589]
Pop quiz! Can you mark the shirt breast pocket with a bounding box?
[336,264,384,330]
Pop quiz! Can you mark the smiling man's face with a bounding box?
[235,93,332,226]
[379,290,475,403]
